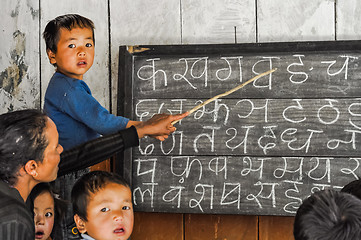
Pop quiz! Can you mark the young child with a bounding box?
[341,179,361,200]
[71,171,133,240]
[293,189,361,240]
[43,14,187,239]
[43,13,186,150]
[27,183,67,240]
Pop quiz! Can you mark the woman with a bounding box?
[0,109,186,240]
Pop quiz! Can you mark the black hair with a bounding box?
[27,182,68,239]
[341,178,361,200]
[71,171,130,221]
[0,109,48,185]
[294,189,361,240]
[43,14,95,55]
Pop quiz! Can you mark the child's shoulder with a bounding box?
[49,72,90,91]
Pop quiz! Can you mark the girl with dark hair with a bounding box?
[28,183,67,240]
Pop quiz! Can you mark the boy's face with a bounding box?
[75,183,134,240]
[47,26,94,80]
[34,191,55,240]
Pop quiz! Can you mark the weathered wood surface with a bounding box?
[0,0,40,114]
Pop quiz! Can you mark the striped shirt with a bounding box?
[0,181,34,240]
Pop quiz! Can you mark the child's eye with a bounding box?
[45,212,53,218]
[122,206,131,210]
[85,43,93,47]
[68,44,75,48]
[101,207,110,212]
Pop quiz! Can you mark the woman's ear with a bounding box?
[47,49,57,65]
[24,160,39,179]
[74,214,87,234]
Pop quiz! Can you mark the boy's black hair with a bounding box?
[71,171,130,221]
[293,189,361,240]
[0,109,48,185]
[27,182,68,239]
[43,14,95,54]
[341,178,361,200]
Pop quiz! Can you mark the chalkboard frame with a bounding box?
[116,40,361,215]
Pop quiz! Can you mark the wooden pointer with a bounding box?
[172,68,277,125]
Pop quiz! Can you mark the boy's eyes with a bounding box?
[100,206,131,212]
[45,212,53,218]
[122,206,131,210]
[67,43,92,48]
[101,207,110,212]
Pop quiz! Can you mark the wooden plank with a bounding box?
[185,214,258,240]
[181,0,256,44]
[257,0,334,42]
[131,212,183,240]
[134,98,361,156]
[90,159,111,172]
[109,0,181,114]
[131,155,355,215]
[132,49,361,99]
[259,216,295,240]
[337,0,361,40]
[0,0,40,113]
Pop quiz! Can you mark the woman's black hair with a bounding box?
[0,109,48,185]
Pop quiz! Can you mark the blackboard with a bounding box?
[117,41,361,216]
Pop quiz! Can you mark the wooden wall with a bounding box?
[1,0,361,239]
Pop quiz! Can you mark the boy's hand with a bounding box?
[135,112,189,140]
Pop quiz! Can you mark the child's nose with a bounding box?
[35,215,45,225]
[78,51,85,57]
[113,212,124,221]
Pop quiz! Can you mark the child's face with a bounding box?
[48,26,94,80]
[76,183,134,240]
[34,191,55,240]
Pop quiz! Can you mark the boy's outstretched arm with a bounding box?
[134,112,189,141]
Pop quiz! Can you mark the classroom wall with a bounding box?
[2,0,361,116]
[1,0,361,239]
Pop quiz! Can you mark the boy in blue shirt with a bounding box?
[43,14,187,239]
[43,14,186,150]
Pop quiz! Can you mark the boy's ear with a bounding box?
[74,214,87,234]
[24,160,39,179]
[46,49,57,65]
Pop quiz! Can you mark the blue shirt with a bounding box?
[44,72,129,150]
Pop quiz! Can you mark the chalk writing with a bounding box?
[122,44,361,216]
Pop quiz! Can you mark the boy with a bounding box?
[293,189,361,240]
[71,171,133,240]
[43,14,187,239]
[341,179,361,200]
[43,13,187,150]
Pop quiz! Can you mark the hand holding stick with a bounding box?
[172,68,277,125]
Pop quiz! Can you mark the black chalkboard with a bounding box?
[117,41,361,216]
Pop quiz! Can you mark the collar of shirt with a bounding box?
[81,233,96,240]
[0,180,24,203]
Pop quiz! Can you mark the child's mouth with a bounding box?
[114,228,125,234]
[78,61,87,66]
[35,231,45,239]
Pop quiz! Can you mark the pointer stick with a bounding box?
[172,68,277,125]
